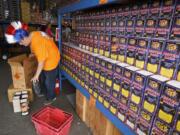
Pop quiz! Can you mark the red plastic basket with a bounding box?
[32,106,73,135]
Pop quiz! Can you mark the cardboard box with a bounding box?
[7,85,33,102]
[76,90,88,122]
[8,54,37,88]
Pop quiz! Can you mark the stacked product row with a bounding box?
[73,0,180,40]
[61,43,180,135]
[70,32,180,81]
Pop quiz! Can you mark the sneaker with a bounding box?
[52,97,56,101]
[44,97,56,105]
[37,94,44,98]
[44,100,53,105]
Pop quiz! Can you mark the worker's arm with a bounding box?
[31,61,44,82]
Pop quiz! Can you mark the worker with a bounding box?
[5,21,60,105]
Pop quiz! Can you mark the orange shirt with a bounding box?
[30,31,60,71]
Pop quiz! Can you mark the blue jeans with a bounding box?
[40,67,58,100]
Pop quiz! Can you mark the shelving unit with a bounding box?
[58,0,180,135]
[58,1,136,135]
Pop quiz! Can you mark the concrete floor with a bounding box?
[0,60,91,135]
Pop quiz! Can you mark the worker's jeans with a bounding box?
[40,67,58,100]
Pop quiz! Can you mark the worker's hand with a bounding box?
[31,75,39,83]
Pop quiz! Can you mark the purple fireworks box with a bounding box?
[128,70,153,114]
[105,17,111,32]
[111,17,118,34]
[139,3,149,16]
[117,100,128,122]
[118,16,126,35]
[109,96,119,115]
[89,33,94,52]
[117,36,128,63]
[175,59,180,81]
[121,66,140,101]
[104,58,117,94]
[139,75,169,127]
[125,17,136,36]
[159,41,180,79]
[93,34,99,54]
[126,37,137,66]
[104,35,111,58]
[99,34,106,56]
[112,62,129,99]
[152,80,180,135]
[134,15,146,36]
[136,116,153,135]
[135,38,150,69]
[170,15,180,40]
[171,107,180,135]
[149,0,161,17]
[110,36,118,60]
[97,86,106,103]
[125,109,138,130]
[144,15,158,38]
[146,39,165,74]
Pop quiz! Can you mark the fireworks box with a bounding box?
[117,101,128,122]
[149,0,161,17]
[151,118,172,135]
[104,35,111,58]
[92,86,99,99]
[175,61,180,81]
[139,3,149,16]
[125,109,138,130]
[99,34,106,56]
[96,19,100,32]
[135,116,153,135]
[160,41,180,79]
[110,36,119,60]
[155,16,172,39]
[126,17,136,36]
[103,93,111,109]
[93,34,99,54]
[89,33,94,52]
[156,80,180,125]
[175,0,180,15]
[112,75,121,99]
[109,96,119,115]
[123,66,140,84]
[105,17,111,32]
[131,4,140,17]
[118,16,126,35]
[88,82,94,95]
[134,15,146,36]
[135,38,149,69]
[140,75,169,124]
[122,6,131,17]
[144,16,157,37]
[121,66,140,99]
[100,19,105,32]
[98,87,106,103]
[126,37,137,65]
[146,39,165,73]
[129,70,153,114]
[170,15,180,40]
[160,0,176,17]
[118,36,127,62]
[111,17,118,34]
[114,62,130,78]
[171,108,180,135]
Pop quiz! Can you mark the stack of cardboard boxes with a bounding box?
[76,90,122,135]
[7,54,37,113]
